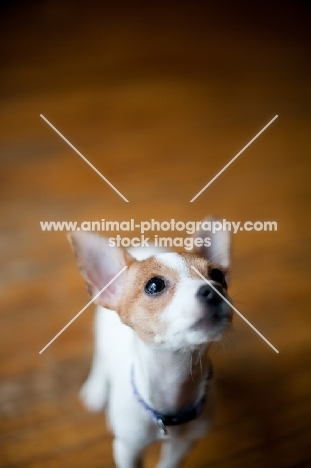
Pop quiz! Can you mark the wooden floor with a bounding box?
[1,1,311,467]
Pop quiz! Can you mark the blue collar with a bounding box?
[131,363,213,435]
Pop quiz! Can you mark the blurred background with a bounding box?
[1,1,310,467]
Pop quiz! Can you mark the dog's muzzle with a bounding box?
[196,283,232,321]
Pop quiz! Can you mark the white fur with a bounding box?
[154,252,189,275]
[157,277,228,348]
[70,222,232,468]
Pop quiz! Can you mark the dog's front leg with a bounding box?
[156,438,195,468]
[113,437,147,468]
[79,349,108,412]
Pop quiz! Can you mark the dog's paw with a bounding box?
[79,379,107,412]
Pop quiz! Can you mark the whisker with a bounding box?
[224,333,238,354]
[190,352,195,382]
[199,353,203,377]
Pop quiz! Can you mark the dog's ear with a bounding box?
[193,216,231,281]
[68,232,132,309]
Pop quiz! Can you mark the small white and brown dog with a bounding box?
[68,220,232,468]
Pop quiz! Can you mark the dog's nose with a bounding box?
[196,284,222,304]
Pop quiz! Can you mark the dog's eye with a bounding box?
[209,268,226,287]
[145,277,166,295]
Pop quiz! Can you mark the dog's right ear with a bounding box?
[193,216,231,283]
[68,232,132,309]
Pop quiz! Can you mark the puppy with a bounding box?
[68,221,232,468]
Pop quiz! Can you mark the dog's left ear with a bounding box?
[192,216,231,282]
[68,232,132,309]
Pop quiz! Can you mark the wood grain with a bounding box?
[1,1,310,466]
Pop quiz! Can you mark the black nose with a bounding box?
[196,284,222,304]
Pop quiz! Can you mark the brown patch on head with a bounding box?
[180,252,229,288]
[115,256,181,343]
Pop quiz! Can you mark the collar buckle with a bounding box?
[156,418,168,436]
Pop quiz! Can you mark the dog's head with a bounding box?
[68,219,232,349]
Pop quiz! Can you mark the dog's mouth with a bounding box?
[190,301,233,337]
[192,282,232,329]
